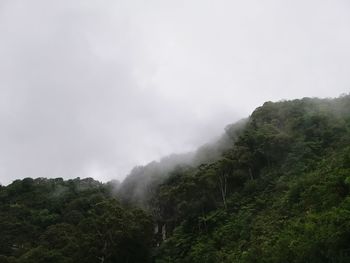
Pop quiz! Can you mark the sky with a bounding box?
[0,0,349,185]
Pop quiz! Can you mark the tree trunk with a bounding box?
[219,173,227,210]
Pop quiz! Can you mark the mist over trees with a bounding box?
[0,178,153,263]
[117,119,247,209]
[1,95,350,262]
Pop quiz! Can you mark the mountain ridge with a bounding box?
[1,94,350,262]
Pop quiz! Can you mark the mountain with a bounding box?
[1,95,350,262]
[150,95,350,262]
[121,94,350,262]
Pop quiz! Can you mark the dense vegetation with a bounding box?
[0,178,153,263]
[121,95,350,262]
[1,95,350,262]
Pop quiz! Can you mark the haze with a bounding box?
[0,0,349,185]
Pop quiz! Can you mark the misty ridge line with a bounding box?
[2,94,347,189]
[0,1,349,261]
[1,0,349,185]
[2,94,350,262]
[112,94,350,206]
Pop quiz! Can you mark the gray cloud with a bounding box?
[0,0,349,184]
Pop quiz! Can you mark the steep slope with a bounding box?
[143,95,350,262]
[118,118,248,209]
[1,95,349,263]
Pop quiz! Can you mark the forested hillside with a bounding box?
[1,95,350,262]
[0,178,153,263]
[149,95,350,262]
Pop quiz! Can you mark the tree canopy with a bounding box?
[1,95,350,262]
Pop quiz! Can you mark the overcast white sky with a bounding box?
[0,0,349,184]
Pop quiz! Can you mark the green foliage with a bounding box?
[0,178,153,263]
[151,95,350,262]
[1,95,350,262]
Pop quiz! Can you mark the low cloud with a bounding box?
[0,0,349,184]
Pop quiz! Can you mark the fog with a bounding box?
[0,0,349,184]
